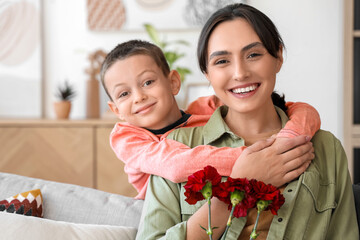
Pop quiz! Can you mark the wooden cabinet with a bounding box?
[96,127,138,196]
[0,119,137,198]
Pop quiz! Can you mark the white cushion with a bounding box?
[0,172,143,227]
[0,211,137,240]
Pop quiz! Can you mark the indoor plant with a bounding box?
[144,23,191,83]
[53,80,76,119]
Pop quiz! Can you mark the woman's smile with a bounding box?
[229,83,260,98]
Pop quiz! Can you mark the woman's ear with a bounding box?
[276,46,284,73]
[169,70,181,95]
[107,101,125,121]
[204,71,211,83]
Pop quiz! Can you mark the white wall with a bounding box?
[250,0,344,140]
[42,0,344,140]
[43,0,206,118]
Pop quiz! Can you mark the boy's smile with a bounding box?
[134,102,156,115]
[105,54,182,130]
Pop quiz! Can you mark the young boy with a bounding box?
[100,40,320,199]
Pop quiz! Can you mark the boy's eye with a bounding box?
[143,80,154,86]
[119,91,129,98]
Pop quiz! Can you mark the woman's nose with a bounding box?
[233,59,249,81]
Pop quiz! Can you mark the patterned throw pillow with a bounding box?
[0,189,43,217]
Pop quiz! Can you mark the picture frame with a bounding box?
[183,82,214,108]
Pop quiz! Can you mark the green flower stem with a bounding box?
[220,205,235,240]
[249,210,261,240]
[207,197,213,240]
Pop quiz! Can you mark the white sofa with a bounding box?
[0,172,144,240]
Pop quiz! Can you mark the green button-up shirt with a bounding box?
[136,106,359,240]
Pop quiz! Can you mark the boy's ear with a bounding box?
[107,101,125,121]
[169,70,181,95]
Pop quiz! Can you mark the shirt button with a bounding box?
[278,218,283,222]
[288,189,293,193]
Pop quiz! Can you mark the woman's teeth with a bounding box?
[231,84,257,94]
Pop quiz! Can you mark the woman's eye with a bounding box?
[143,80,154,86]
[248,53,262,59]
[215,59,228,65]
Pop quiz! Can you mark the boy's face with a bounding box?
[105,54,182,130]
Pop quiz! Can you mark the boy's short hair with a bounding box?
[100,40,170,101]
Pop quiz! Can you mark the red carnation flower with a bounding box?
[215,177,256,217]
[250,179,285,215]
[184,165,222,205]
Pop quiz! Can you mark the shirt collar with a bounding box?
[146,110,191,135]
[202,105,289,145]
[203,106,233,145]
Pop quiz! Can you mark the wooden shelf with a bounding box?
[0,119,137,198]
[0,118,117,127]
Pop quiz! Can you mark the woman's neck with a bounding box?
[224,102,282,141]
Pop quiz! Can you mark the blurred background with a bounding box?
[0,0,359,186]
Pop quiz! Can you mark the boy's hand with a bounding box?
[230,135,314,187]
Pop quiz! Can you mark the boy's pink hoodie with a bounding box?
[110,95,320,199]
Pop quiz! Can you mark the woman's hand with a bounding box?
[230,135,314,187]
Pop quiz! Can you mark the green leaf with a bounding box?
[144,23,161,46]
[176,67,192,83]
[168,39,190,46]
[164,52,183,68]
[56,80,76,101]
[176,67,191,74]
[143,24,192,83]
[200,225,207,231]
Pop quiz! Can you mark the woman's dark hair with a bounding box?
[197,3,287,112]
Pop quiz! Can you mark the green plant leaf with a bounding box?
[143,24,192,82]
[168,39,190,46]
[165,52,184,65]
[56,80,76,101]
[176,67,191,75]
[144,23,161,46]
[176,67,192,83]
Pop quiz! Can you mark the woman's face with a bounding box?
[205,18,283,115]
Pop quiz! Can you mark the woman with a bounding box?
[136,3,358,240]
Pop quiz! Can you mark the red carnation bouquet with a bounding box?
[184,165,285,240]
